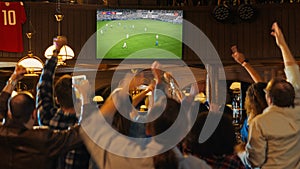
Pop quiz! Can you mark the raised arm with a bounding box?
[98,74,135,124]
[151,61,169,103]
[231,45,263,83]
[2,65,26,94]
[271,22,300,94]
[0,65,26,120]
[271,22,296,66]
[36,36,67,126]
[132,81,154,107]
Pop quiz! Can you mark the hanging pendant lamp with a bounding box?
[18,32,44,76]
[44,1,74,66]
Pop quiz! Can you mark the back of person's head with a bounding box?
[55,74,74,109]
[184,111,236,157]
[147,98,180,135]
[112,113,132,136]
[245,82,268,117]
[147,98,181,169]
[9,91,35,123]
[266,78,295,108]
[111,92,133,136]
[153,150,178,169]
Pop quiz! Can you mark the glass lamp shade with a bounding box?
[18,55,44,74]
[230,82,241,90]
[194,92,206,103]
[44,45,75,61]
[93,95,104,102]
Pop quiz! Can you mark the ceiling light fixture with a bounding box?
[18,32,43,76]
[238,4,256,21]
[44,0,74,66]
[212,0,232,23]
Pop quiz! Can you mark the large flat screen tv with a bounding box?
[96,9,183,59]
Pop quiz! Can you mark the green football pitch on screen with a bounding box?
[96,19,182,59]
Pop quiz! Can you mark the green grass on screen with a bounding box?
[96,19,182,59]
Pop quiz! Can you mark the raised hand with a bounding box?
[151,61,162,84]
[53,36,67,51]
[3,64,27,93]
[73,79,91,105]
[271,22,296,67]
[270,22,286,48]
[231,45,246,65]
[11,64,27,81]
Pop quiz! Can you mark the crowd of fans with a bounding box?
[0,22,299,169]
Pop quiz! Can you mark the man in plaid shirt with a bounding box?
[36,36,90,169]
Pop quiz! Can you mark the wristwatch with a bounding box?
[241,59,249,66]
[7,78,17,86]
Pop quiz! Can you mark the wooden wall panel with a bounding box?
[295,7,300,56]
[1,3,300,66]
[140,0,158,6]
[287,7,296,57]
[118,0,139,6]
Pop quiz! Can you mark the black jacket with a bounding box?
[0,120,82,169]
[0,91,82,169]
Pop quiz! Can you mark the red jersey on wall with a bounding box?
[0,1,26,53]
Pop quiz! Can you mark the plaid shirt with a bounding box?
[36,56,89,169]
[201,154,246,169]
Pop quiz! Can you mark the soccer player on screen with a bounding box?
[122,42,127,49]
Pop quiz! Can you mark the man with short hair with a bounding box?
[0,65,82,169]
[244,78,300,169]
[36,36,90,169]
[265,78,295,107]
[238,22,300,169]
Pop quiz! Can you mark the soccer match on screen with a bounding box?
[96,9,183,59]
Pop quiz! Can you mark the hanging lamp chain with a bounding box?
[55,0,64,36]
[26,33,32,55]
[26,4,34,56]
[56,0,61,14]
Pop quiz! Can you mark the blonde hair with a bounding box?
[244,82,268,119]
